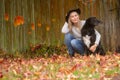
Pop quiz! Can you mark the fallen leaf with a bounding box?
[0,72,3,78]
[0,58,4,63]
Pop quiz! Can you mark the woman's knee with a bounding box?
[71,39,78,47]
[71,39,85,55]
[71,39,84,48]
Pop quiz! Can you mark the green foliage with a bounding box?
[0,44,67,59]
[27,44,66,58]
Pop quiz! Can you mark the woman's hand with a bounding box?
[89,44,97,52]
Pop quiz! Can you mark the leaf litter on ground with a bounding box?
[0,53,120,80]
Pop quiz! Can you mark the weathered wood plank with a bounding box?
[0,0,119,53]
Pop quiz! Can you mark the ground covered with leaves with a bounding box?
[0,52,120,80]
[0,45,120,80]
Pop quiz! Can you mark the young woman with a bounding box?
[61,8,101,57]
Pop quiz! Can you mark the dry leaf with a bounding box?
[4,13,9,21]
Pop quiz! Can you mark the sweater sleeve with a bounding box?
[95,29,101,45]
[61,22,69,33]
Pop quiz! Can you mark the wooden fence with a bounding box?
[0,0,120,53]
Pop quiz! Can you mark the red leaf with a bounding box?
[0,72,3,78]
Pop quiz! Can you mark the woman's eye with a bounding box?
[75,15,77,17]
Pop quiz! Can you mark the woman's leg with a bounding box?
[64,33,75,57]
[71,39,85,56]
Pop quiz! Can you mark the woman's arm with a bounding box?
[89,29,101,52]
[61,22,69,33]
[95,29,101,45]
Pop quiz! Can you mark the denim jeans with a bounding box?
[64,33,85,56]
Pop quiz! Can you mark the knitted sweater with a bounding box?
[61,20,101,45]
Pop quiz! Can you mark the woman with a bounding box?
[61,8,101,57]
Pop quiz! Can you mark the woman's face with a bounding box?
[69,12,80,24]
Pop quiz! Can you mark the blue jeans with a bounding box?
[64,33,85,56]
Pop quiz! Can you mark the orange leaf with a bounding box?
[14,16,24,27]
[46,26,50,31]
[4,13,9,21]
[0,58,4,63]
[71,64,81,72]
[59,67,70,74]
[31,23,35,30]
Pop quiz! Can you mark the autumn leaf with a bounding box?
[0,72,3,78]
[59,67,71,74]
[1,51,120,79]
[4,13,9,21]
[46,26,50,31]
[0,58,4,63]
[71,64,81,72]
[31,23,35,30]
[14,16,24,27]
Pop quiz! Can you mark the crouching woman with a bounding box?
[61,8,101,57]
